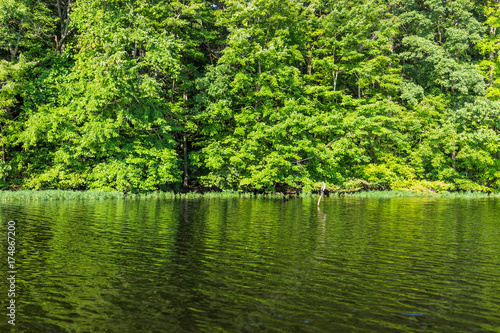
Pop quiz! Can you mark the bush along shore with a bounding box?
[1,186,499,201]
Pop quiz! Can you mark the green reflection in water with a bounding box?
[0,197,499,332]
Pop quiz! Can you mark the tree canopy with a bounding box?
[1,0,499,193]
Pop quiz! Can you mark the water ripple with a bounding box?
[0,198,499,332]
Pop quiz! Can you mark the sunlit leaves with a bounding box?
[1,0,500,193]
[15,0,187,191]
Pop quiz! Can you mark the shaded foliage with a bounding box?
[1,0,499,193]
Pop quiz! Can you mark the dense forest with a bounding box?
[1,0,500,193]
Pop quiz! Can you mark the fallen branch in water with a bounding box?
[317,181,326,207]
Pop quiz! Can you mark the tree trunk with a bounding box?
[307,50,312,75]
[56,0,74,53]
[333,71,338,92]
[256,58,261,92]
[183,133,188,187]
[489,27,497,86]
[9,36,20,61]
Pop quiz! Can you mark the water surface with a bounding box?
[1,197,499,332]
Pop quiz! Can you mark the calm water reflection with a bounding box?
[0,197,499,332]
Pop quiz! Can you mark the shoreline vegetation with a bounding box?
[2,1,500,195]
[1,189,499,201]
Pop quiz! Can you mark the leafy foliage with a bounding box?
[0,0,499,193]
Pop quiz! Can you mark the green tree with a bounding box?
[158,0,223,187]
[194,0,320,191]
[477,0,500,100]
[393,0,485,102]
[18,0,185,191]
[194,0,404,192]
[0,0,55,188]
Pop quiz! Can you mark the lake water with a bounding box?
[0,197,499,332]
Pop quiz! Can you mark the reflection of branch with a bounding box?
[317,208,327,242]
